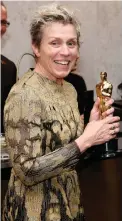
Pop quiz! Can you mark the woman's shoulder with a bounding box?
[5,70,39,104]
[63,80,77,98]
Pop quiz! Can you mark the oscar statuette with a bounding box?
[96,72,117,158]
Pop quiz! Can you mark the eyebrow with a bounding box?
[49,37,77,41]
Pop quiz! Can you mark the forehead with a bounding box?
[42,22,77,39]
[1,6,7,18]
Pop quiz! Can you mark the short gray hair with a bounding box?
[30,3,81,48]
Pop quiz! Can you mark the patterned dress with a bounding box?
[2,70,85,221]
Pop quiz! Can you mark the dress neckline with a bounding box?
[34,71,64,86]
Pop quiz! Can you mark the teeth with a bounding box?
[54,61,69,65]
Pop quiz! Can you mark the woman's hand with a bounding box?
[75,115,120,152]
[89,97,114,122]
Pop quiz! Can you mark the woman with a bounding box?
[3,4,120,221]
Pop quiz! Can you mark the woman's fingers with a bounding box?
[104,115,120,124]
[109,122,120,129]
[78,115,120,150]
[109,121,120,135]
[105,98,114,107]
[109,127,120,135]
[102,107,114,118]
[102,98,114,118]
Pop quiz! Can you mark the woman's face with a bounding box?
[33,23,79,80]
[1,6,7,36]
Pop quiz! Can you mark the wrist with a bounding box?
[75,134,91,153]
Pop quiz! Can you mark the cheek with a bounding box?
[50,49,60,60]
[71,49,79,59]
[43,47,57,60]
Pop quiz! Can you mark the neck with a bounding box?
[34,63,63,85]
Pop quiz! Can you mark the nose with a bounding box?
[60,44,70,56]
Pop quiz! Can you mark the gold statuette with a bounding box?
[96,72,113,117]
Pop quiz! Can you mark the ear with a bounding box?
[32,44,40,58]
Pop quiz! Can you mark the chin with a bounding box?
[55,70,70,79]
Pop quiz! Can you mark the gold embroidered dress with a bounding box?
[2,70,85,221]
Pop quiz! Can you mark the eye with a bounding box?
[50,41,60,47]
[51,42,57,45]
[67,41,77,48]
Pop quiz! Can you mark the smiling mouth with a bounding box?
[54,61,70,65]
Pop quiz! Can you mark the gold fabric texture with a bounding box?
[2,70,85,221]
